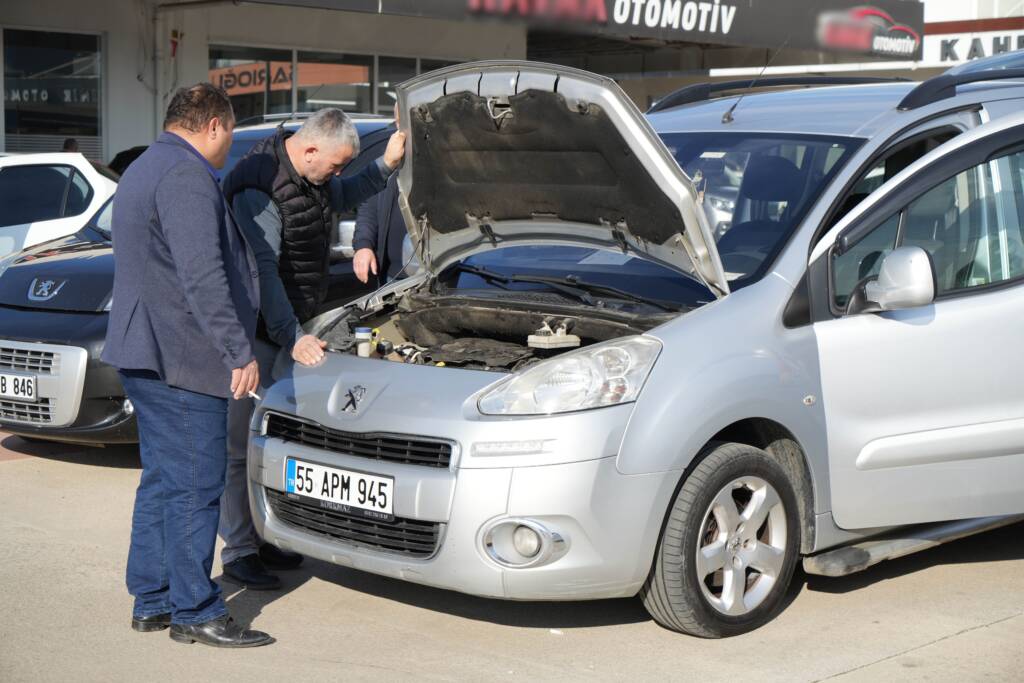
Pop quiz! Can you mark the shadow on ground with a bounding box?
[286,521,1024,630]
[1,434,140,468]
[804,521,1024,594]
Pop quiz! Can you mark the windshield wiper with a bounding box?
[450,264,680,312]
[510,273,683,312]
[448,263,597,305]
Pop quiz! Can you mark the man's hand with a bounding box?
[353,247,378,284]
[292,334,327,366]
[382,129,407,170]
[230,359,259,400]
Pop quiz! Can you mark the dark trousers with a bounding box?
[120,370,229,625]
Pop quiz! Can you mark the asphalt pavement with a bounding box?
[1,433,1021,682]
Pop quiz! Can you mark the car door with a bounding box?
[0,155,116,258]
[809,112,1024,529]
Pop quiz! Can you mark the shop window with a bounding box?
[209,46,292,124]
[296,52,373,114]
[3,29,102,158]
[377,57,416,114]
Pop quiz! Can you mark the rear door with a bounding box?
[809,112,1024,529]
[0,154,115,258]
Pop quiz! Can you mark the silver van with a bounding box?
[249,54,1024,637]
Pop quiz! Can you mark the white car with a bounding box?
[0,153,117,260]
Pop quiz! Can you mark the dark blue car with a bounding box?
[0,115,393,445]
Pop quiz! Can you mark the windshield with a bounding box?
[438,244,714,310]
[659,132,862,286]
[89,197,113,239]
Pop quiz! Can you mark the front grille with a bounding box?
[0,347,58,374]
[266,488,442,558]
[0,397,54,423]
[265,413,453,468]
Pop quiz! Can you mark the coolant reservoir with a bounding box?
[527,320,580,350]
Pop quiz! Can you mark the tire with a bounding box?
[642,442,800,638]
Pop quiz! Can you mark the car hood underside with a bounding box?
[395,61,728,297]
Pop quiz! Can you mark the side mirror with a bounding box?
[330,219,356,261]
[864,246,935,312]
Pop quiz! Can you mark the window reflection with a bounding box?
[3,29,102,157]
[297,52,373,114]
[209,46,292,123]
[377,57,416,114]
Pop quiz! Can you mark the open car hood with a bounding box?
[395,61,728,297]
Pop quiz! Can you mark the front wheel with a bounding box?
[642,442,800,637]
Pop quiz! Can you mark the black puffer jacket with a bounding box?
[222,129,332,323]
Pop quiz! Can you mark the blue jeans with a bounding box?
[121,370,229,625]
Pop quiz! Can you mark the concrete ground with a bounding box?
[0,433,1021,683]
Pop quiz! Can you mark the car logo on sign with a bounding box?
[341,385,367,413]
[27,278,68,302]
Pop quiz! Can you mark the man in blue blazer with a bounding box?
[103,84,272,648]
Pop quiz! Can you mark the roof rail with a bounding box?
[898,67,1024,111]
[647,76,910,114]
[235,111,387,127]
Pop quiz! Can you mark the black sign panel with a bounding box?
[247,0,924,59]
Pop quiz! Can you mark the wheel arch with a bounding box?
[706,418,816,554]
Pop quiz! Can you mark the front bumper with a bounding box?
[250,355,679,600]
[0,309,136,445]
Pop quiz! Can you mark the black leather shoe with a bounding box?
[131,613,171,632]
[259,542,303,570]
[222,553,282,590]
[169,615,274,648]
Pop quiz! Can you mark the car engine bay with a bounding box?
[319,288,675,372]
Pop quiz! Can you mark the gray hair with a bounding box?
[294,108,360,154]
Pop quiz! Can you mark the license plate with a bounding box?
[285,457,394,520]
[0,373,36,402]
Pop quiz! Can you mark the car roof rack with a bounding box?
[898,64,1024,110]
[647,76,910,114]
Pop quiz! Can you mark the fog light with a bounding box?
[512,524,541,558]
[480,518,568,568]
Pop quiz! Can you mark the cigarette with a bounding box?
[248,390,262,401]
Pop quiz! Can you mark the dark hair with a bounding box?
[61,138,78,152]
[163,83,234,132]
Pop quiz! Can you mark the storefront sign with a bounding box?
[922,30,1024,65]
[209,61,370,97]
[253,0,923,58]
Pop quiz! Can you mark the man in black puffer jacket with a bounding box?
[219,109,405,589]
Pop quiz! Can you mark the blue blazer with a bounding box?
[353,173,406,282]
[102,132,260,399]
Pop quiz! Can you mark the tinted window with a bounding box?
[660,133,859,286]
[0,164,73,227]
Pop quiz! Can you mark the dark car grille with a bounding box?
[266,488,442,558]
[0,397,53,423]
[0,347,57,374]
[265,413,453,468]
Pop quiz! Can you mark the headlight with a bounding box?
[477,336,661,416]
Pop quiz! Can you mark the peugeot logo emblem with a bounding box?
[27,278,68,302]
[341,385,367,413]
